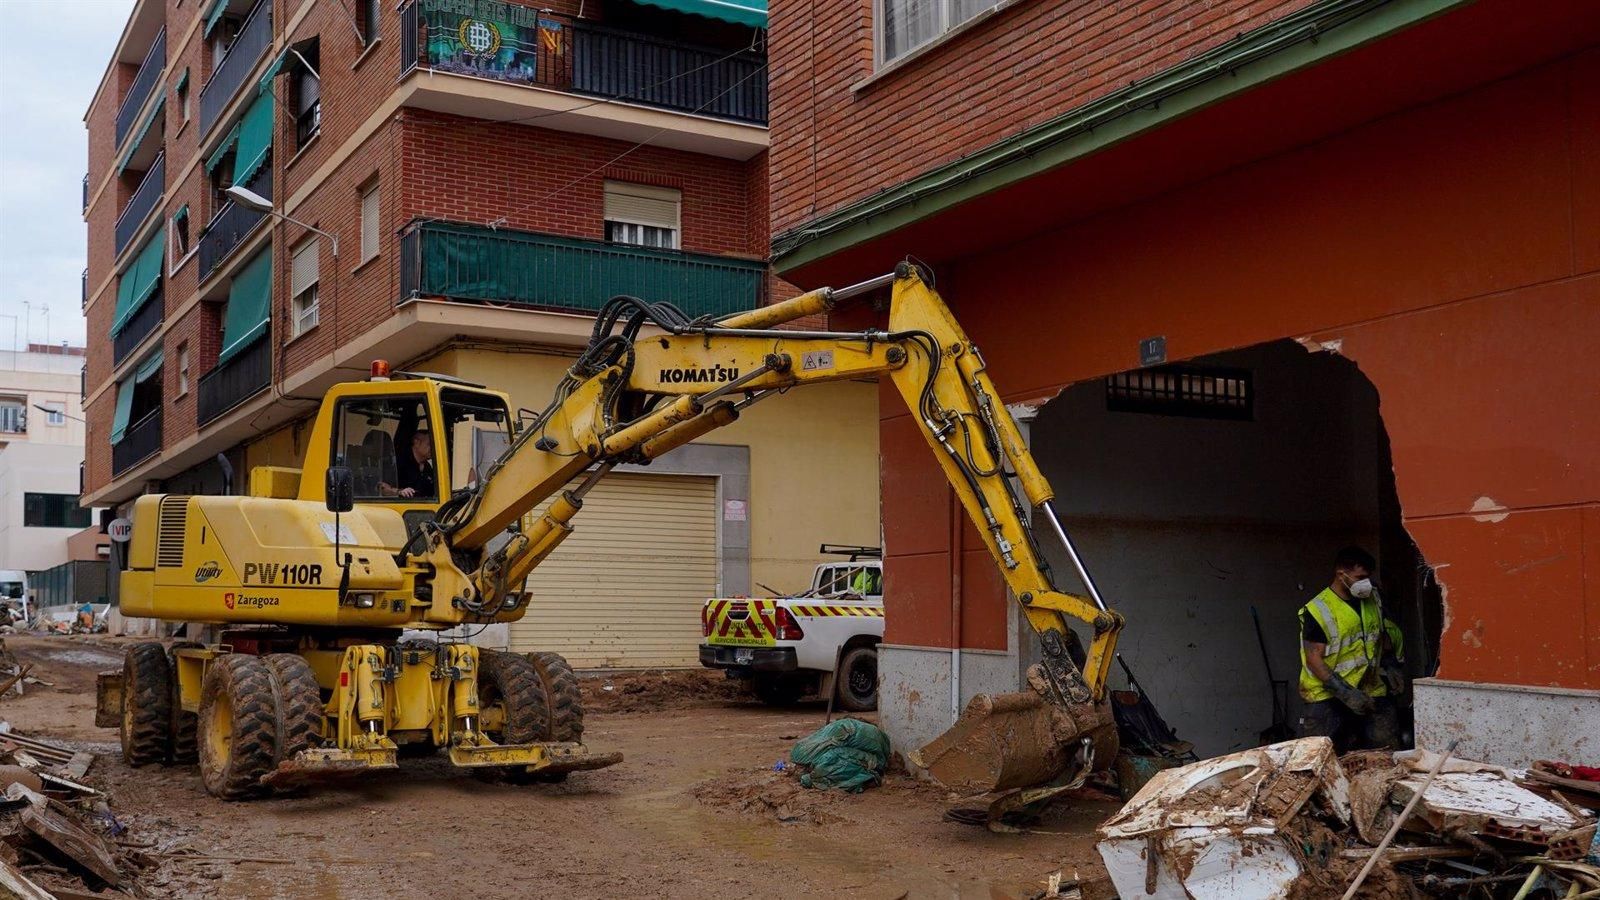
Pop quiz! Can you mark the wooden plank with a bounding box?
[0,858,56,900]
[21,804,124,887]
[66,752,94,781]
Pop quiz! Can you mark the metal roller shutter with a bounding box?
[509,472,719,668]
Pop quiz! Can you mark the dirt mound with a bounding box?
[582,669,751,713]
[693,768,848,825]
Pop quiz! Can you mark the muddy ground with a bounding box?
[0,635,1115,899]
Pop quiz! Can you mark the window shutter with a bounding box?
[291,240,320,296]
[360,184,380,260]
[603,182,680,230]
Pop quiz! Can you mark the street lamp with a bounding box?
[225,185,339,259]
[33,404,85,423]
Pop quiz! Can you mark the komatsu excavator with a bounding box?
[101,264,1124,804]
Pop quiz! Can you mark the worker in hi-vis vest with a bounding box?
[1297,546,1401,750]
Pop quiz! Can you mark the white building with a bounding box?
[0,345,93,575]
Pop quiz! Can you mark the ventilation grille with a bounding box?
[156,496,189,568]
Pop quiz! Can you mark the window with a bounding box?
[292,43,321,148]
[176,343,190,395]
[291,239,320,337]
[0,400,24,434]
[1105,365,1253,421]
[878,0,1000,65]
[332,396,437,502]
[176,69,191,121]
[603,182,680,250]
[23,494,92,529]
[209,150,236,218]
[359,0,381,45]
[173,206,191,257]
[359,180,380,262]
[41,403,65,426]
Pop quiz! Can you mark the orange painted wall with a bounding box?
[881,48,1600,690]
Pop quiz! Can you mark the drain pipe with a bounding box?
[950,491,963,722]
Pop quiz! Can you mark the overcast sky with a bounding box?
[0,0,135,352]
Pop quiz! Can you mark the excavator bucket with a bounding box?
[909,667,1118,795]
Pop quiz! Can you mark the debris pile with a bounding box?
[1096,737,1600,899]
[582,669,749,713]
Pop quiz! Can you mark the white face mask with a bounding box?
[1348,577,1374,599]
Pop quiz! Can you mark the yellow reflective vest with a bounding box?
[1299,587,1388,702]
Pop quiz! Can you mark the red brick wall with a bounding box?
[767,0,1313,235]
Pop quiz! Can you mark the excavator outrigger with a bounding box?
[103,264,1123,804]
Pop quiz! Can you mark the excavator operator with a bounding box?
[380,407,437,500]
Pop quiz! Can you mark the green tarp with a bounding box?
[109,380,135,444]
[627,0,766,28]
[111,228,165,337]
[233,91,274,187]
[134,348,164,384]
[203,0,228,37]
[789,719,890,792]
[115,95,164,176]
[217,247,271,365]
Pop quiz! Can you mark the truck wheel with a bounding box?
[754,675,805,707]
[168,642,201,764]
[121,643,173,766]
[198,655,279,799]
[836,647,879,712]
[264,654,325,763]
[476,651,550,784]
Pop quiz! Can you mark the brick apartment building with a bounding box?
[769,0,1598,765]
[82,0,880,665]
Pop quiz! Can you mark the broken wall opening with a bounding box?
[1030,339,1441,757]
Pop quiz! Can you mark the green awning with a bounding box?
[115,95,165,176]
[257,49,287,96]
[134,348,164,384]
[205,121,241,174]
[173,205,189,227]
[627,0,766,27]
[233,91,274,187]
[218,247,271,365]
[110,380,136,444]
[110,227,166,337]
[174,67,189,93]
[203,0,228,37]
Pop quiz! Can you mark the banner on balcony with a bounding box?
[420,0,566,85]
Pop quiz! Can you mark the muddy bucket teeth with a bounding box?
[910,681,1117,794]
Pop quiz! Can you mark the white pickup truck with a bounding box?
[699,546,883,710]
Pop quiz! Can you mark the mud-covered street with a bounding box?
[2,636,1112,898]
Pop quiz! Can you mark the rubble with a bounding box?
[1095,737,1600,899]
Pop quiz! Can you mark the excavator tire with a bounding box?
[167,642,202,764]
[121,643,173,767]
[264,654,325,764]
[835,646,879,713]
[475,651,550,784]
[525,651,584,783]
[197,655,279,800]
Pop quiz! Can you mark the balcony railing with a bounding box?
[115,28,167,149]
[113,410,162,476]
[399,220,766,318]
[400,2,766,125]
[198,164,271,283]
[115,152,165,257]
[113,289,163,367]
[199,0,271,136]
[197,332,271,427]
[81,269,88,310]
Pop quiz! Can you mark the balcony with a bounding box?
[198,165,271,283]
[399,220,766,318]
[115,152,165,257]
[113,289,163,367]
[197,332,271,427]
[572,25,766,125]
[112,410,162,476]
[115,28,167,149]
[199,0,271,137]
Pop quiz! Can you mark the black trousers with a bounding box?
[1297,696,1399,752]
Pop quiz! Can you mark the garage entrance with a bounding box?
[1030,340,1440,756]
[509,472,720,668]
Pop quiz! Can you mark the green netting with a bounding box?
[218,247,271,365]
[110,227,166,336]
[233,91,274,187]
[109,380,136,444]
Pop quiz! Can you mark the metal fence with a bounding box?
[199,0,271,136]
[198,330,271,427]
[115,152,165,257]
[113,410,162,476]
[115,28,167,149]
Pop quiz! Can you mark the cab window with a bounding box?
[440,388,512,490]
[333,396,438,502]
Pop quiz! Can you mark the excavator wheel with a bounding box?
[121,642,173,767]
[475,650,550,784]
[167,642,202,764]
[264,654,326,764]
[197,655,279,799]
[525,651,584,783]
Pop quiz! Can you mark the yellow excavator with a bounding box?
[100,264,1123,802]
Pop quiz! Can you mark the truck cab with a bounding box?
[699,545,883,710]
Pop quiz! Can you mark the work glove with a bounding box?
[1380,663,1407,701]
[1324,677,1376,715]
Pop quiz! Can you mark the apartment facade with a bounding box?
[0,345,93,576]
[83,0,879,666]
[769,0,1598,764]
